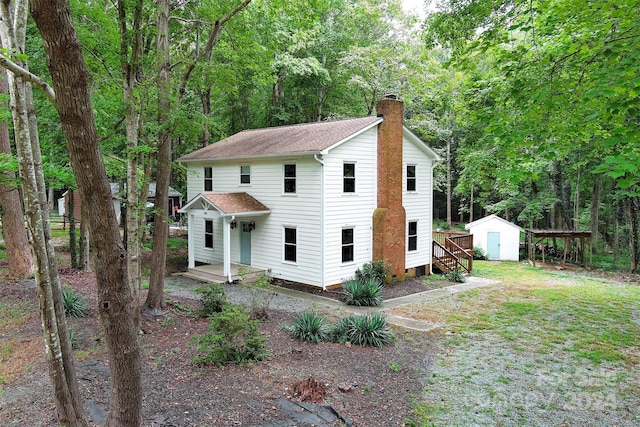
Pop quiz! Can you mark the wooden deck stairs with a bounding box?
[432,232,474,274]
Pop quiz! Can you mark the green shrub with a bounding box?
[342,277,383,306]
[331,313,394,347]
[444,269,466,283]
[287,311,331,344]
[62,288,88,318]
[193,304,268,366]
[194,283,228,317]
[355,260,392,283]
[473,246,487,260]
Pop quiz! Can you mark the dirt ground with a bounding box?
[0,243,441,426]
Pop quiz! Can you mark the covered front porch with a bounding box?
[181,263,266,284]
[179,192,271,283]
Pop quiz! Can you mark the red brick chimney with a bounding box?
[372,98,406,280]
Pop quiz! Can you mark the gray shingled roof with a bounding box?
[177,116,382,162]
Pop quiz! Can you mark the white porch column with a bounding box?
[187,213,195,268]
[223,217,232,282]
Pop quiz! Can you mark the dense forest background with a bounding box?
[2,0,640,268]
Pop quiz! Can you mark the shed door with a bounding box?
[487,232,500,259]
[240,222,252,265]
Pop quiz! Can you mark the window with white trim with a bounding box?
[406,165,416,192]
[284,163,296,193]
[342,228,354,262]
[284,227,297,262]
[240,165,251,184]
[204,167,213,191]
[408,221,418,251]
[343,163,355,193]
[204,219,214,249]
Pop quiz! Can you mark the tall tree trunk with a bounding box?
[446,135,452,227]
[118,0,144,329]
[590,176,601,249]
[0,63,32,279]
[573,168,580,231]
[469,184,474,223]
[629,196,640,273]
[1,1,87,424]
[146,0,170,312]
[29,1,142,425]
[551,161,572,229]
[146,0,252,308]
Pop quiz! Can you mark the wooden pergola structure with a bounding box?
[525,229,592,268]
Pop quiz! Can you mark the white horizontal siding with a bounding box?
[185,164,205,201]
[403,137,434,270]
[189,210,223,264]
[209,157,324,286]
[323,127,378,286]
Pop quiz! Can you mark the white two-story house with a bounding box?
[178,98,440,288]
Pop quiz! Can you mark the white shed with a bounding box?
[465,214,523,261]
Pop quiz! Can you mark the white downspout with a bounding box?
[314,154,326,290]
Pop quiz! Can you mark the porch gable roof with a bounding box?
[179,192,270,217]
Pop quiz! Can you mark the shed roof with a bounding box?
[177,116,382,162]
[465,214,524,232]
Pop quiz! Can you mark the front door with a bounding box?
[240,221,252,264]
[487,232,500,259]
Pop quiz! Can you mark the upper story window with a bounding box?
[204,219,214,249]
[342,228,354,262]
[284,226,297,262]
[240,165,251,184]
[408,221,418,251]
[343,163,355,193]
[204,167,213,191]
[284,163,296,193]
[407,165,416,192]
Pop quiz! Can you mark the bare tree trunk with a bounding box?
[0,63,32,279]
[30,1,142,425]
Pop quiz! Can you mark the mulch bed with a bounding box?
[272,275,449,302]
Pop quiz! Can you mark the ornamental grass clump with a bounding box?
[332,312,394,347]
[62,288,88,318]
[342,277,383,306]
[355,260,391,283]
[287,311,331,344]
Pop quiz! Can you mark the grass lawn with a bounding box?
[396,261,640,427]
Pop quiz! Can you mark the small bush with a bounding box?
[444,269,466,283]
[332,313,394,347]
[287,311,331,344]
[342,277,383,307]
[194,283,228,317]
[355,260,391,283]
[250,270,275,320]
[193,304,268,366]
[62,288,88,318]
[473,246,487,260]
